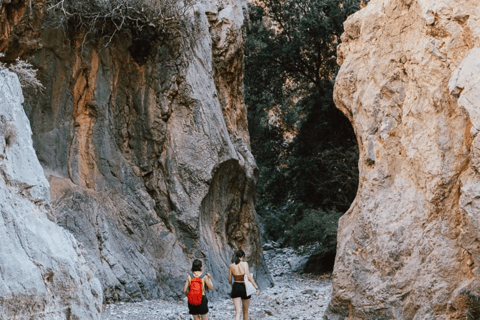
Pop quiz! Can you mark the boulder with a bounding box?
[326,0,480,318]
[263,242,275,251]
[288,255,309,273]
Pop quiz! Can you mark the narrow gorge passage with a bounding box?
[12,0,480,318]
[101,245,333,320]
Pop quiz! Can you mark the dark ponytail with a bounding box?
[234,249,245,265]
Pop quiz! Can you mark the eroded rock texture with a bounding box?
[326,0,480,319]
[2,0,271,302]
[0,0,44,58]
[0,69,102,319]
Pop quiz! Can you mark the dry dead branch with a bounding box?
[45,0,196,48]
[0,53,45,92]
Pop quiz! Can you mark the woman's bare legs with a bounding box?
[242,299,250,320]
[200,314,209,320]
[233,297,242,320]
[193,315,200,320]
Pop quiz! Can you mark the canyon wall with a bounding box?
[1,0,271,303]
[326,0,480,319]
[0,69,102,319]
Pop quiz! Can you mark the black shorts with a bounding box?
[188,295,208,315]
[230,282,251,300]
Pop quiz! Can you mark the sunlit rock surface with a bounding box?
[0,69,102,319]
[2,0,271,302]
[326,0,480,319]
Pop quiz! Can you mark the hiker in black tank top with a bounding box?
[228,250,260,320]
[183,259,214,320]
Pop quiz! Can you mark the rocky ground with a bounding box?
[102,244,332,320]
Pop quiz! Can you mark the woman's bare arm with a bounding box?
[244,262,259,289]
[228,265,233,283]
[182,276,190,296]
[204,274,214,290]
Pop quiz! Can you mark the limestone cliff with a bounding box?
[1,0,272,303]
[326,0,480,318]
[0,69,102,319]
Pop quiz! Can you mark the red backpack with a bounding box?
[188,276,203,305]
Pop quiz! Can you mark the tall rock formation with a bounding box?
[1,0,272,302]
[0,69,102,319]
[326,0,480,319]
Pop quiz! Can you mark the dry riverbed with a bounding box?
[102,247,332,320]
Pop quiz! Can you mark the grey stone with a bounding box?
[263,242,275,251]
[0,69,102,319]
[288,256,309,273]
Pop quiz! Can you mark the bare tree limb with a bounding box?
[45,0,196,49]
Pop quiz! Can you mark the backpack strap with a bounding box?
[190,272,204,278]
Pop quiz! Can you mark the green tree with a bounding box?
[245,0,361,271]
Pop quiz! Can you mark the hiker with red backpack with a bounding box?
[183,259,214,320]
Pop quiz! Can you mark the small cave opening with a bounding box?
[128,38,153,65]
[127,26,169,65]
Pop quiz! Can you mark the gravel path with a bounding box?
[102,247,332,320]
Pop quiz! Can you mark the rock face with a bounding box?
[0,69,102,319]
[326,0,480,319]
[2,0,272,302]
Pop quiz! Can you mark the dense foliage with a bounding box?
[245,0,361,271]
